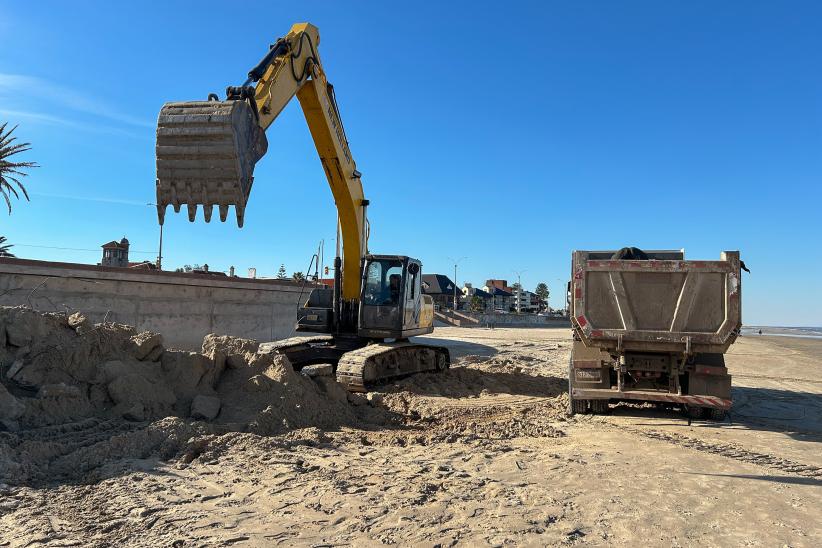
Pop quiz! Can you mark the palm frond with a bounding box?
[0,122,37,214]
[0,188,12,214]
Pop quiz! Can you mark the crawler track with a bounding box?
[336,342,450,392]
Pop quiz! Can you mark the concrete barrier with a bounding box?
[477,314,570,328]
[436,309,570,328]
[0,258,312,350]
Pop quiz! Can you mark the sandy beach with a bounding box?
[1,327,820,546]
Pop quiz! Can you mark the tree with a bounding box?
[470,295,484,312]
[276,264,287,279]
[0,236,15,257]
[292,271,305,282]
[0,123,38,214]
[535,282,549,301]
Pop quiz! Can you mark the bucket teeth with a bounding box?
[235,205,246,228]
[154,99,268,228]
[156,203,166,225]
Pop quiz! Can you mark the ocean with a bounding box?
[741,326,822,340]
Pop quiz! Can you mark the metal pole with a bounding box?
[453,262,458,310]
[157,224,163,270]
[447,256,467,312]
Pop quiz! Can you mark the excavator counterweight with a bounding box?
[155,100,267,227]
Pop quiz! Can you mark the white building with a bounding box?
[511,286,539,313]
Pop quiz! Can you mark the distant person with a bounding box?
[759,329,762,335]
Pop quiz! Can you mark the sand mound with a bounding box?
[0,307,358,485]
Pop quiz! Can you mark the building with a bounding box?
[462,283,493,311]
[486,279,512,292]
[100,238,130,267]
[483,285,514,311]
[100,237,157,270]
[511,287,539,313]
[422,274,459,310]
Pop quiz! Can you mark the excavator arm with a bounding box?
[155,23,367,301]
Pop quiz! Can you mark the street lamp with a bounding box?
[147,202,163,270]
[447,256,467,311]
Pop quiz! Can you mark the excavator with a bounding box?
[154,22,450,391]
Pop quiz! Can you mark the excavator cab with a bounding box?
[297,255,434,340]
[358,255,434,339]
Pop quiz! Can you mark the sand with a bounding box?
[1,324,820,546]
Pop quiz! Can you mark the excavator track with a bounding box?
[336,342,450,392]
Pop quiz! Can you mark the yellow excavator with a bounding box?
[155,22,449,391]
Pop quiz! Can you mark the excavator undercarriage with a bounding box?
[259,337,450,392]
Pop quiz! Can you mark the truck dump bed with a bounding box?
[572,250,742,355]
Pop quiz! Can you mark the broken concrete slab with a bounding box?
[301,363,334,378]
[0,383,24,427]
[190,395,221,421]
[131,331,164,361]
[68,312,91,334]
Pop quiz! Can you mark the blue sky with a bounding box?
[1,1,820,325]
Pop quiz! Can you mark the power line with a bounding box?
[12,244,157,255]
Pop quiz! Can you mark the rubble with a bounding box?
[191,394,221,420]
[0,306,358,484]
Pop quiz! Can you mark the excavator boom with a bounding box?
[154,23,366,301]
[154,22,449,390]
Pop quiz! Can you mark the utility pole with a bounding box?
[148,202,163,270]
[448,256,467,311]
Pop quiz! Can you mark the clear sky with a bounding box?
[1,1,820,326]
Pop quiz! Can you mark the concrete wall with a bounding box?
[477,314,569,328]
[435,309,569,328]
[0,258,312,350]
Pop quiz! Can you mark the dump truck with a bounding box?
[567,249,742,420]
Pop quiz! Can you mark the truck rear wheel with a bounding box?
[571,398,588,415]
[709,408,726,421]
[686,405,705,419]
[590,399,609,414]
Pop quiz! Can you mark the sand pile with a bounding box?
[0,306,358,484]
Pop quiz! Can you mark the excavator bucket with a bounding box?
[155,100,268,227]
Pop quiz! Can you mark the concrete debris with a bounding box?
[0,306,358,485]
[123,403,146,422]
[131,331,164,361]
[301,363,334,377]
[191,395,221,421]
[0,383,24,430]
[67,311,91,334]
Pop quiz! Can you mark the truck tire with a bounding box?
[709,408,726,421]
[568,354,587,415]
[571,398,588,415]
[686,405,704,419]
[590,399,609,414]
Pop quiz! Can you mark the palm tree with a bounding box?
[0,236,14,258]
[1,123,38,214]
